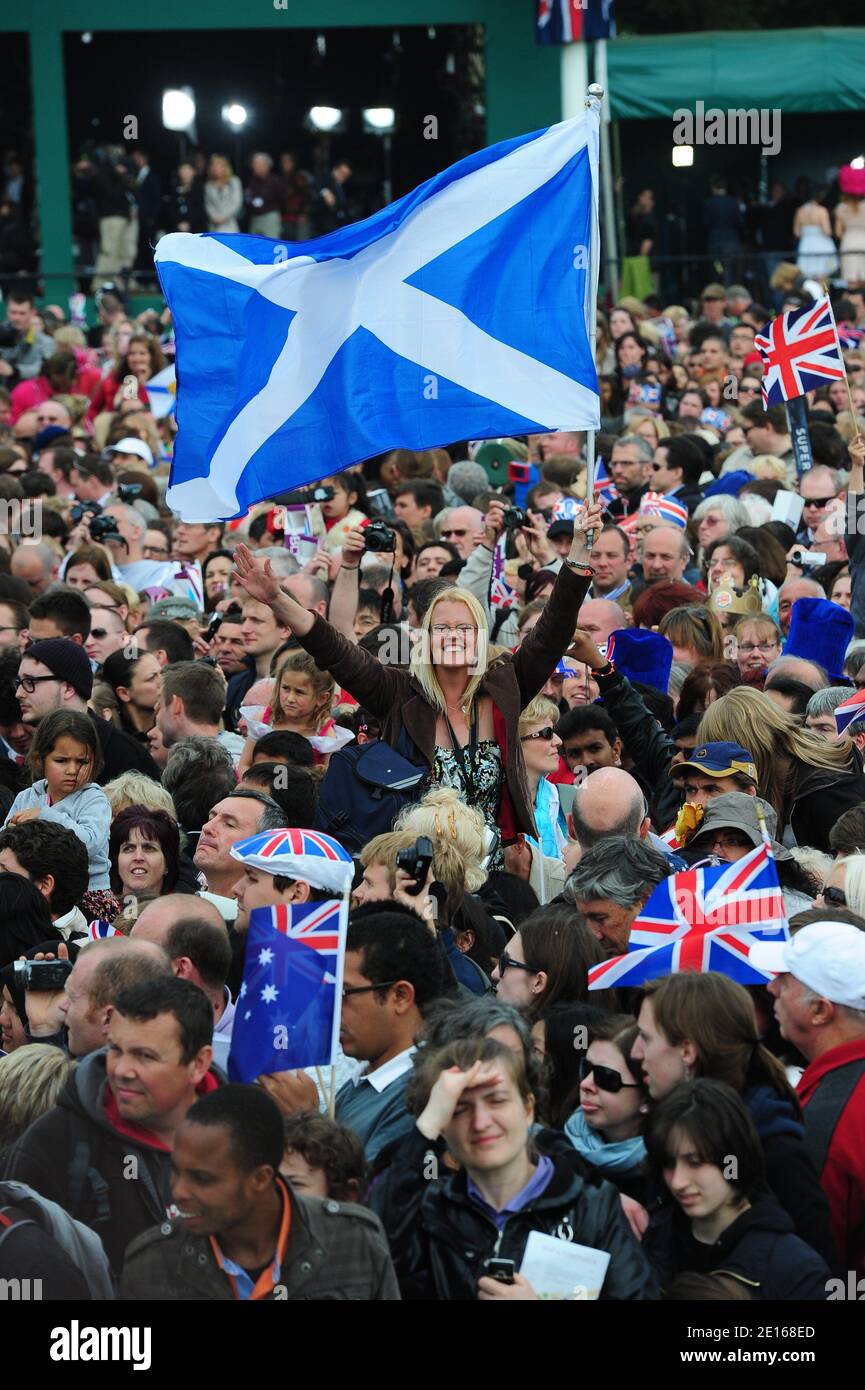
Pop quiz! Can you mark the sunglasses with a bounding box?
[342,980,398,1000]
[802,497,835,508]
[498,950,536,978]
[823,885,847,907]
[579,1058,641,1094]
[520,727,556,742]
[89,628,120,641]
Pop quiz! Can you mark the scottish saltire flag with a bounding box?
[756,298,845,406]
[537,0,616,44]
[227,899,349,1082]
[154,109,600,520]
[639,492,688,529]
[593,457,619,508]
[144,364,177,420]
[587,843,789,991]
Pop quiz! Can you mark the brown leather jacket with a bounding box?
[295,562,590,837]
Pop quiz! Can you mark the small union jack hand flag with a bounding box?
[587,842,790,991]
[755,297,845,406]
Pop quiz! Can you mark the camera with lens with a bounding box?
[89,514,123,543]
[395,836,434,893]
[117,482,143,503]
[311,485,334,503]
[503,507,528,530]
[364,520,397,553]
[0,324,20,349]
[70,500,102,524]
[13,959,73,991]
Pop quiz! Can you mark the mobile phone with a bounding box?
[482,1258,516,1284]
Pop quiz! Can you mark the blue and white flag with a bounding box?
[227,899,349,1082]
[144,363,176,420]
[155,109,601,520]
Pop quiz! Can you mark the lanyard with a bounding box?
[443,708,478,805]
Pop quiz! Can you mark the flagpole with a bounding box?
[584,82,603,552]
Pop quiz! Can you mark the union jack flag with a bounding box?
[837,321,865,351]
[587,842,789,991]
[593,457,619,508]
[269,900,342,956]
[87,919,119,939]
[755,297,845,406]
[490,534,516,610]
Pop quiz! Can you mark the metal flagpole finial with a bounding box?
[586,84,604,106]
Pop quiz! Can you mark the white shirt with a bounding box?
[351,1045,416,1094]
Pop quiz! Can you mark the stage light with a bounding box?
[162,89,196,133]
[308,106,343,132]
[672,145,694,168]
[222,103,248,129]
[363,107,396,134]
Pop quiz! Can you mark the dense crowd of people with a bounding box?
[0,266,863,1304]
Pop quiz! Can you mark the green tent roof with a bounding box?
[606,26,865,120]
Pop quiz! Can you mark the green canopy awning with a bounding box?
[606,26,865,120]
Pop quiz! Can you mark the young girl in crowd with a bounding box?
[565,1014,650,1204]
[643,1079,830,1300]
[4,710,111,890]
[270,650,343,764]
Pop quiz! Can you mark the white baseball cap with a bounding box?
[751,923,865,1010]
[108,437,153,466]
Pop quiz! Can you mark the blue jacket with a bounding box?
[4,780,111,890]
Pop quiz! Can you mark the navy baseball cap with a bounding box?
[671,741,757,782]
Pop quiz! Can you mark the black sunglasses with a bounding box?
[520,727,556,742]
[579,1057,641,1094]
[823,885,847,907]
[498,950,536,977]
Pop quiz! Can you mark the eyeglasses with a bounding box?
[0,626,21,635]
[738,641,779,654]
[520,726,556,741]
[432,624,474,636]
[708,834,754,852]
[579,1058,641,1094]
[14,675,60,693]
[823,885,847,907]
[441,529,468,538]
[143,545,169,557]
[498,951,537,978]
[342,981,398,1000]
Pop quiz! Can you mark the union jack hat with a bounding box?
[638,492,689,529]
[834,687,865,738]
[230,828,354,895]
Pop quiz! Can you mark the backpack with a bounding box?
[314,736,427,853]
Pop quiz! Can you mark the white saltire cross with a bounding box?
[156,112,599,520]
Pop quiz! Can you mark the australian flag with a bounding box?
[755,297,845,406]
[587,843,790,991]
[537,1,616,44]
[155,108,600,521]
[227,900,348,1083]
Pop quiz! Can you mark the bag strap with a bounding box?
[0,1206,36,1250]
[68,1135,112,1228]
[802,1056,865,1176]
[444,709,478,805]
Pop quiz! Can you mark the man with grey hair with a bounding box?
[640,525,691,585]
[764,656,829,711]
[445,461,489,506]
[193,787,285,904]
[10,541,58,596]
[571,768,648,850]
[101,500,177,590]
[609,434,652,516]
[246,152,283,237]
[565,834,669,958]
[162,735,237,831]
[805,687,860,741]
[253,547,301,579]
[435,505,484,560]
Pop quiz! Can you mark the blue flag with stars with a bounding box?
[154,104,600,521]
[227,900,348,1083]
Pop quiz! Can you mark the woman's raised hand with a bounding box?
[233,543,282,607]
[416,1061,504,1140]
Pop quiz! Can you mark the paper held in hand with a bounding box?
[519,1231,611,1300]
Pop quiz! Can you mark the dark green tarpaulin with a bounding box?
[606,26,865,120]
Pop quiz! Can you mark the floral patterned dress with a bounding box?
[432,740,505,870]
